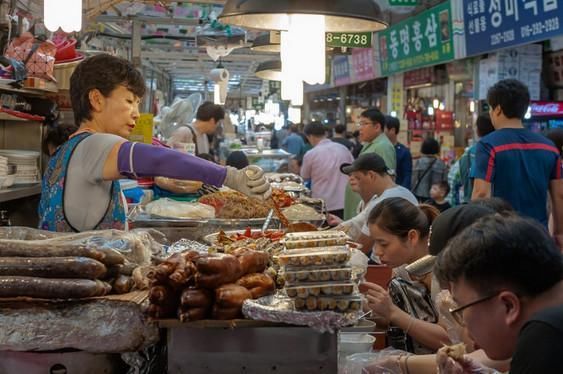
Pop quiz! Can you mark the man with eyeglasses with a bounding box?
[434,214,563,373]
[344,108,396,220]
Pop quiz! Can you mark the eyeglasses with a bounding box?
[448,291,503,326]
[357,121,374,127]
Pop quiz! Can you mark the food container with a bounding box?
[282,266,353,284]
[276,246,351,267]
[293,295,363,312]
[340,320,377,333]
[285,282,356,298]
[283,231,348,249]
[339,334,376,356]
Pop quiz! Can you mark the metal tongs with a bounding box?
[197,184,221,196]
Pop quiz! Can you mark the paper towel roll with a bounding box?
[210,68,229,83]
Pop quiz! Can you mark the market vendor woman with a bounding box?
[39,54,270,232]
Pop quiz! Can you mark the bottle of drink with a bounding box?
[0,210,11,226]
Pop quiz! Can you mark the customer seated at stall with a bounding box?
[434,214,563,373]
[327,154,417,257]
[39,54,270,233]
[361,198,450,353]
[364,202,511,374]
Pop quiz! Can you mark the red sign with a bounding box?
[403,67,434,88]
[435,110,454,130]
[530,101,563,117]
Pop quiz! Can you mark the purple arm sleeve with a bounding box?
[117,142,227,187]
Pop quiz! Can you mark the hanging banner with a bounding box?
[130,114,154,144]
[350,48,376,83]
[326,32,372,48]
[378,0,454,76]
[332,55,352,86]
[463,0,563,56]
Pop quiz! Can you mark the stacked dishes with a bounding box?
[0,155,14,189]
[0,150,40,185]
[278,231,362,313]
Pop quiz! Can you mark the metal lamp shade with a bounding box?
[251,33,281,53]
[218,0,387,32]
[255,60,282,81]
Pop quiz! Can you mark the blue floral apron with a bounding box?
[38,132,126,232]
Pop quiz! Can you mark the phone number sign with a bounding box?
[464,0,563,56]
[378,1,454,76]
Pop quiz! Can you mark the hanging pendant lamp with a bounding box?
[44,0,82,32]
[251,33,281,53]
[218,0,387,32]
[255,60,282,81]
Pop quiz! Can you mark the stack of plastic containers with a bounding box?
[278,231,362,313]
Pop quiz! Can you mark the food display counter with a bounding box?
[241,147,291,173]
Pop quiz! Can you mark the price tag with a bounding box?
[326,32,372,48]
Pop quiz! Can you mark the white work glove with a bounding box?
[224,165,272,200]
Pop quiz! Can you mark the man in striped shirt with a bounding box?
[473,79,562,234]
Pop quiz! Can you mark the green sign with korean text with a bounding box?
[389,0,418,6]
[378,0,454,76]
[326,32,372,48]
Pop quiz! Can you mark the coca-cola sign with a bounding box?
[530,101,563,117]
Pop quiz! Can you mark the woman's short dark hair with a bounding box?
[421,137,440,155]
[226,151,249,170]
[70,54,146,126]
[476,114,495,138]
[304,122,327,137]
[434,214,563,297]
[360,108,386,129]
[368,197,439,239]
[487,79,530,120]
[196,101,225,123]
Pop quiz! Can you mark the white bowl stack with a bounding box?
[0,150,40,185]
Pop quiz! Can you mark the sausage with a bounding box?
[0,276,109,299]
[215,284,252,309]
[233,249,269,275]
[178,306,208,322]
[0,241,105,262]
[148,285,173,305]
[132,266,151,290]
[212,305,242,320]
[147,303,177,319]
[180,288,213,309]
[196,254,241,275]
[169,261,197,289]
[113,275,133,294]
[91,247,125,266]
[119,262,137,276]
[104,264,123,279]
[0,257,107,279]
[236,273,275,299]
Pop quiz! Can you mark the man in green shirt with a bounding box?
[344,109,396,219]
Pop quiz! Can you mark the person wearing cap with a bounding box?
[344,109,396,220]
[328,153,417,256]
[300,122,354,219]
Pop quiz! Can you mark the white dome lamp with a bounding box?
[219,0,387,106]
[44,0,82,33]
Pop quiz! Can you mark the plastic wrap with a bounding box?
[242,293,362,333]
[0,298,158,353]
[166,239,209,256]
[0,227,61,240]
[341,349,409,374]
[277,246,351,267]
[145,198,216,219]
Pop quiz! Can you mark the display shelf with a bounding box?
[0,112,28,122]
[0,80,58,96]
[0,184,41,203]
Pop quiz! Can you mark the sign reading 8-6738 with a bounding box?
[326,32,372,48]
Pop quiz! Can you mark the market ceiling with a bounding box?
[20,0,446,98]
